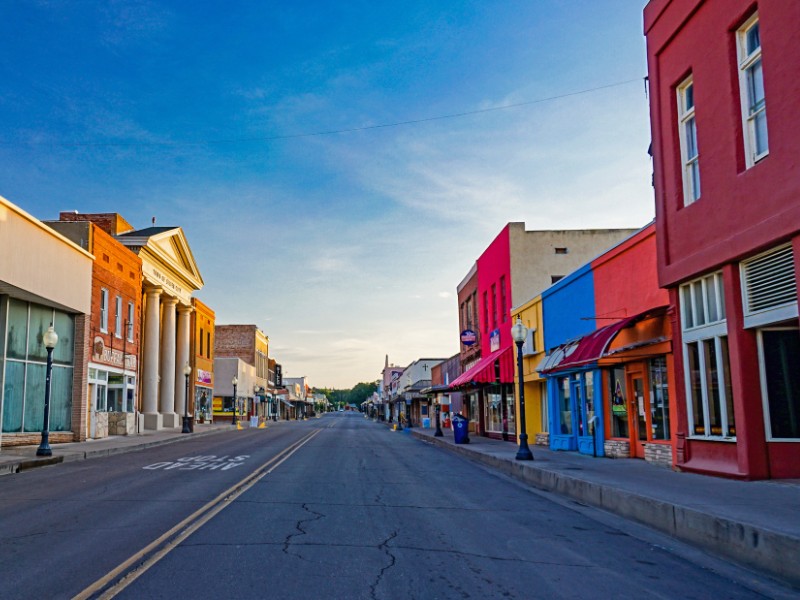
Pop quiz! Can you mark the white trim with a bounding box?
[744,304,798,329]
[757,327,800,442]
[737,13,768,168]
[126,301,135,342]
[114,295,122,338]
[740,243,797,327]
[99,288,109,333]
[677,76,700,206]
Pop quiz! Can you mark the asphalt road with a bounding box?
[0,413,795,600]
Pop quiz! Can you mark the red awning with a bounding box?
[449,346,515,388]
[540,315,639,374]
[540,307,670,374]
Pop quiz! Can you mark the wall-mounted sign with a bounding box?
[91,336,137,371]
[490,329,500,352]
[196,368,212,385]
[460,329,477,346]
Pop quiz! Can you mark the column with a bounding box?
[142,286,163,430]
[174,304,193,419]
[159,296,179,428]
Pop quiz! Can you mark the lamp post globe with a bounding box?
[511,317,534,461]
[231,376,239,426]
[36,325,59,457]
[182,363,192,433]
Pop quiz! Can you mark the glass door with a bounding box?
[629,372,650,458]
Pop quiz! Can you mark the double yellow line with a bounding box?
[73,428,321,600]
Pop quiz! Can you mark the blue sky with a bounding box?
[1,1,652,388]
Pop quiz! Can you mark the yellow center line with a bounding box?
[73,428,322,600]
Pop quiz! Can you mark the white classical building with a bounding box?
[116,225,204,430]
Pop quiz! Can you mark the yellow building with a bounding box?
[190,298,215,423]
[254,328,269,418]
[511,296,549,446]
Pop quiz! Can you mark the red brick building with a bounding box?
[645,0,800,478]
[48,216,142,438]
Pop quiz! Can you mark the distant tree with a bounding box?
[313,382,377,410]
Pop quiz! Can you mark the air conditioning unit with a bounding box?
[522,328,536,356]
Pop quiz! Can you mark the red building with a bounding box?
[645,0,800,478]
[591,224,674,465]
[47,216,143,439]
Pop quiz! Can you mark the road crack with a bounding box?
[281,503,325,561]
[369,530,398,600]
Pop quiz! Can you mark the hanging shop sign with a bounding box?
[460,329,477,346]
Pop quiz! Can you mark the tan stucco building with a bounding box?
[0,197,93,446]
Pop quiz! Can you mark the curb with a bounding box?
[412,430,800,588]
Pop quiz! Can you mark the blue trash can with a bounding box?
[452,414,470,444]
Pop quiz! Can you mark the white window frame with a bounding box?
[757,327,800,442]
[740,243,798,329]
[677,76,700,206]
[127,301,135,342]
[681,272,725,331]
[680,272,735,440]
[114,295,122,338]
[737,13,768,167]
[100,288,109,333]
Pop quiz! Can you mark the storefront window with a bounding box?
[485,388,503,433]
[584,371,594,435]
[760,328,800,439]
[2,300,74,433]
[506,388,516,435]
[649,357,670,440]
[608,368,628,438]
[558,377,572,434]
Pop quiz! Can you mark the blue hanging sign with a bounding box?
[460,329,477,346]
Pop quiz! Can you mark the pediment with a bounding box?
[145,228,204,290]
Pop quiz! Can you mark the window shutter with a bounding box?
[743,245,796,315]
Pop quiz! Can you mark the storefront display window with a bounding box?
[608,367,628,438]
[760,328,800,439]
[558,377,572,434]
[584,371,594,435]
[485,389,502,433]
[2,299,74,433]
[649,357,670,441]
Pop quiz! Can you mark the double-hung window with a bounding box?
[127,302,135,342]
[677,76,700,205]
[114,296,122,338]
[737,14,768,166]
[680,272,735,438]
[100,288,109,333]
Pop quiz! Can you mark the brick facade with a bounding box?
[58,212,134,236]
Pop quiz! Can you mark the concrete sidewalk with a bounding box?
[404,423,800,589]
[0,422,239,475]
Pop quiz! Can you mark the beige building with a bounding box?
[117,225,204,430]
[0,197,93,446]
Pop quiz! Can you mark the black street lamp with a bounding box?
[231,376,238,426]
[434,396,443,437]
[182,363,192,433]
[36,324,59,457]
[511,317,533,461]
